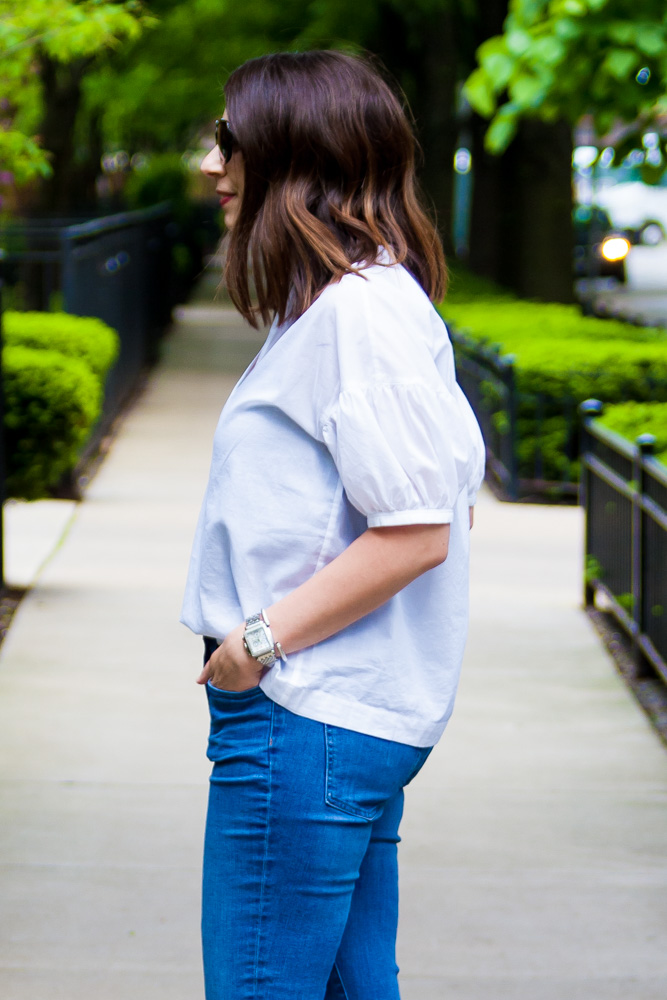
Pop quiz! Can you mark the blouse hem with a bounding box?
[367,508,453,528]
[259,671,451,748]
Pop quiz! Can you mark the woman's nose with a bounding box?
[201,147,224,178]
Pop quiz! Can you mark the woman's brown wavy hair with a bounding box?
[223,50,447,327]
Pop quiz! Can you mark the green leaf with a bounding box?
[485,106,519,153]
[510,73,549,109]
[506,28,533,57]
[463,68,497,118]
[480,49,515,91]
[635,26,665,57]
[603,48,638,81]
[608,22,636,46]
[553,18,583,41]
[560,0,587,15]
[531,36,565,66]
[0,130,52,182]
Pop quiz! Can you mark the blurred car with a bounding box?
[573,205,631,282]
[594,180,667,241]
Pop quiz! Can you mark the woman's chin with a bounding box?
[222,208,239,229]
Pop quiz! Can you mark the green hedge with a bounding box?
[3,311,119,499]
[598,402,667,468]
[124,153,201,278]
[439,287,667,485]
[3,311,119,380]
[124,153,190,220]
[4,346,102,500]
[444,268,514,304]
[442,298,667,347]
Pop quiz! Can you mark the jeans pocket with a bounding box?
[324,724,432,821]
[404,745,433,785]
[206,680,263,698]
[205,681,272,764]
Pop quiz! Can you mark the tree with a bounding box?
[465,0,667,158]
[0,0,151,210]
[85,0,486,251]
[7,0,579,300]
[461,1,667,300]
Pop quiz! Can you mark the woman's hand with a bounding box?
[196,622,264,691]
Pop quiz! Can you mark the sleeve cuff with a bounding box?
[367,508,454,528]
[467,492,477,506]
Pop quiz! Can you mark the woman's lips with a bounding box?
[219,195,235,207]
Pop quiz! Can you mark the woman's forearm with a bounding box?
[266,522,450,656]
[199,514,472,689]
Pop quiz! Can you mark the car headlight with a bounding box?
[600,236,631,262]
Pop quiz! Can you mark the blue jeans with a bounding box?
[202,665,432,999]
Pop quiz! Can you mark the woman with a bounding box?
[181,49,485,1000]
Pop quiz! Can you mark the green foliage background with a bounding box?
[599,401,667,466]
[0,0,150,180]
[2,312,120,499]
[439,284,667,485]
[4,0,666,184]
[3,311,119,379]
[465,0,667,158]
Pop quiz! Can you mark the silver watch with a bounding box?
[242,609,287,667]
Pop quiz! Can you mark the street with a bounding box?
[588,244,667,326]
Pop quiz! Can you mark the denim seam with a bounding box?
[324,725,381,821]
[333,960,351,1000]
[206,681,264,700]
[404,747,433,786]
[252,698,275,995]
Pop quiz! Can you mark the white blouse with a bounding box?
[181,255,485,746]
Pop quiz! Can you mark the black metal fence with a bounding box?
[451,327,580,501]
[580,399,667,686]
[450,331,519,498]
[0,252,5,589]
[1,203,176,428]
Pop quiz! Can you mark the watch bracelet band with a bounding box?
[244,609,287,666]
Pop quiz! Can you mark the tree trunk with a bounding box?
[501,118,574,302]
[372,5,459,255]
[467,111,504,281]
[36,53,95,215]
[414,11,459,256]
[469,117,574,302]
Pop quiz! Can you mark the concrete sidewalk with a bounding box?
[1,269,666,1000]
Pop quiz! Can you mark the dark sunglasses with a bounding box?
[215,118,235,163]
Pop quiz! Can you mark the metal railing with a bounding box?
[450,327,580,501]
[580,399,667,686]
[0,251,5,588]
[1,203,176,430]
[450,331,519,498]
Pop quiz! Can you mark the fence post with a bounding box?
[502,354,519,501]
[0,249,5,590]
[579,398,603,608]
[633,433,656,675]
[60,229,76,313]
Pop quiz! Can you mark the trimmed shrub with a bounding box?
[3,311,119,380]
[444,269,514,304]
[4,346,103,500]
[438,291,667,484]
[441,298,667,346]
[598,402,667,467]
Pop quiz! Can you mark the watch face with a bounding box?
[246,625,272,656]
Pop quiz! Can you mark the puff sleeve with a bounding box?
[453,382,486,505]
[320,380,484,527]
